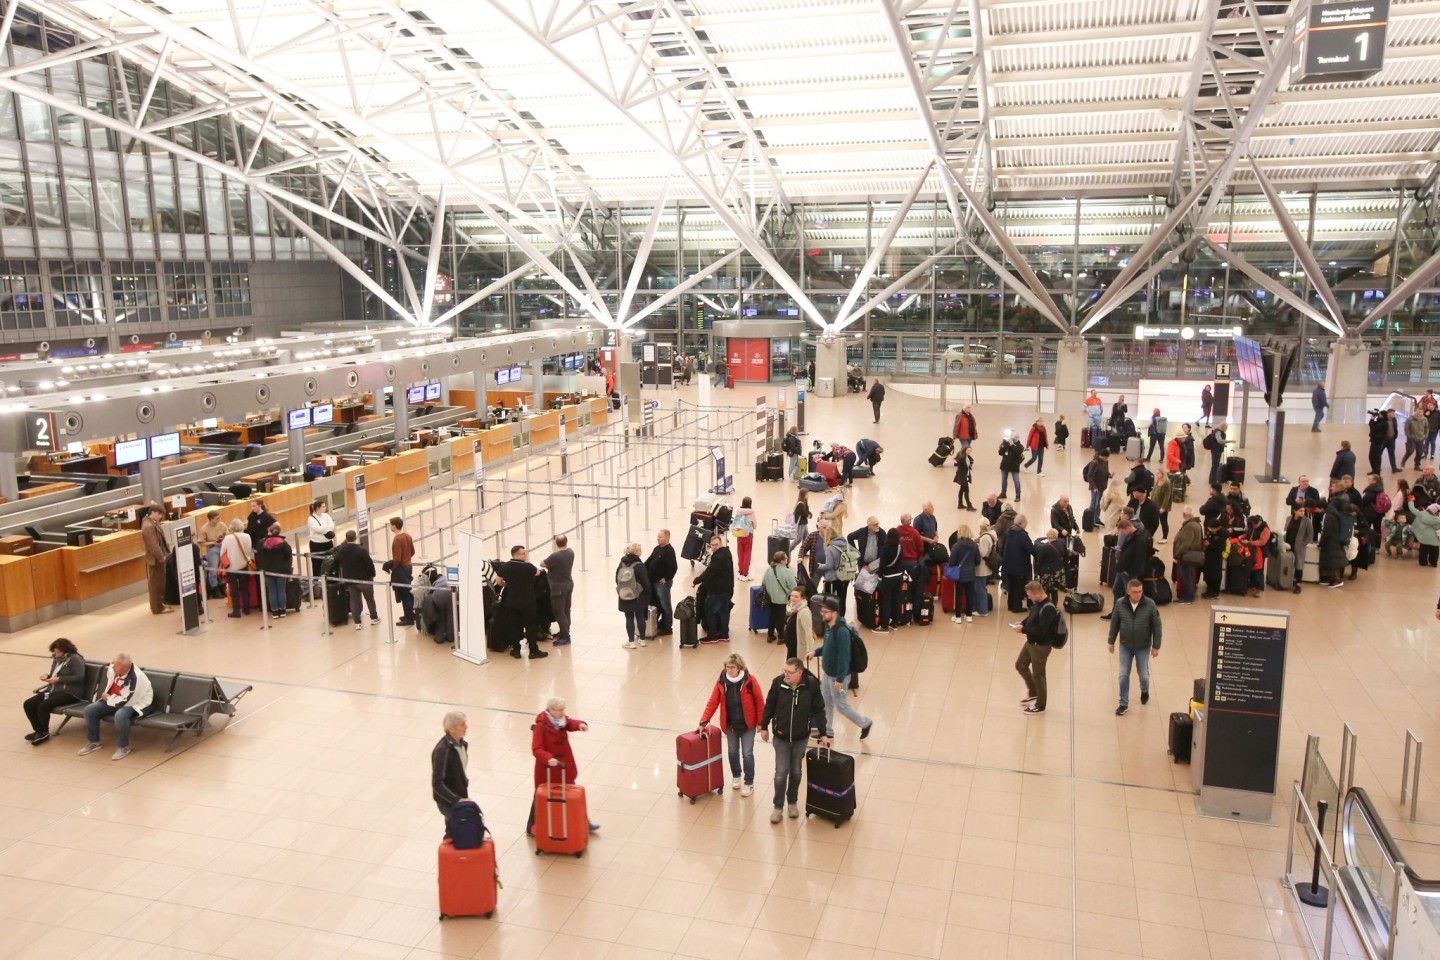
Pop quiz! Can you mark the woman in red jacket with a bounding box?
[697,653,766,797]
[527,697,599,835]
[1023,417,1049,476]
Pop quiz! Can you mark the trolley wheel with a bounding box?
[689,797,696,804]
[484,910,493,919]
[534,850,541,856]
[573,851,582,858]
[439,914,447,921]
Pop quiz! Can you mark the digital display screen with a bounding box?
[114,439,148,466]
[425,381,441,401]
[406,385,426,404]
[287,408,312,431]
[311,403,334,425]
[148,432,180,459]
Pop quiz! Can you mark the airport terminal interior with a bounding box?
[1,0,1440,957]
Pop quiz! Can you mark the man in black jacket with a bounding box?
[244,499,276,546]
[867,381,886,423]
[692,534,734,641]
[998,430,1025,502]
[1013,581,1062,714]
[1001,517,1035,613]
[848,517,884,571]
[431,711,469,818]
[494,545,548,660]
[1050,496,1077,538]
[1126,489,1161,535]
[1103,519,1152,617]
[645,529,678,636]
[333,530,379,626]
[760,657,829,823]
[1285,475,1321,512]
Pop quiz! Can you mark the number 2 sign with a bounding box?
[25,412,60,452]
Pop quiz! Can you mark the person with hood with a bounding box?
[1331,439,1357,481]
[867,380,886,423]
[760,657,828,823]
[1171,507,1204,603]
[527,697,598,836]
[1000,516,1035,613]
[946,525,982,624]
[698,653,767,797]
[256,522,293,618]
[998,429,1025,502]
[1412,503,1440,567]
[616,542,653,650]
[953,445,975,510]
[760,551,796,644]
[1023,417,1049,476]
[1203,426,1227,484]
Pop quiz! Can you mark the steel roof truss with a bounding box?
[1248,160,1347,332]
[1202,238,1341,334]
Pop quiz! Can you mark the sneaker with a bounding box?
[24,733,38,742]
[1326,581,1344,589]
[274,612,286,619]
[552,638,571,646]
[1021,695,1037,704]
[587,822,600,833]
[1140,691,1150,705]
[396,619,415,627]
[860,722,874,740]
[732,777,742,791]
[370,617,381,625]
[623,642,637,649]
[770,808,783,824]
[530,651,549,660]
[874,627,889,633]
[355,623,363,631]
[30,733,49,746]
[1023,705,1044,715]
[951,616,964,624]
[741,784,753,797]
[111,747,130,761]
[509,648,523,659]
[965,615,973,623]
[1115,704,1128,716]
[78,742,101,756]
[786,803,799,819]
[638,639,647,648]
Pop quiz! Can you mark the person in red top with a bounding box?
[952,405,978,450]
[1023,417,1049,476]
[388,517,416,627]
[698,653,767,796]
[527,697,598,835]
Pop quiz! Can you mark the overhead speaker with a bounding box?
[38,340,50,353]
[136,401,155,423]
[420,360,429,374]
[479,352,487,362]
[203,329,212,339]
[130,334,140,344]
[200,392,217,412]
[63,412,83,433]
[304,377,317,396]
[451,356,460,368]
[346,371,359,388]
[84,338,95,348]
[256,385,271,404]
[385,365,396,382]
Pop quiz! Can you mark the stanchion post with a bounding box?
[1401,730,1422,821]
[1297,799,1330,907]
[384,589,397,644]
[318,574,333,636]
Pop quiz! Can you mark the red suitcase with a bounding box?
[438,838,496,920]
[939,577,956,613]
[534,769,588,858]
[813,459,841,488]
[676,725,725,802]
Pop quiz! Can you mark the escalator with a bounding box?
[1338,787,1440,957]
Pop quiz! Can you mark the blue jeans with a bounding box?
[624,609,643,643]
[787,453,799,478]
[653,580,673,633]
[1116,644,1151,707]
[205,545,222,589]
[819,672,870,737]
[725,727,756,784]
[1089,487,1102,515]
[1000,470,1021,499]
[772,737,805,808]
[969,580,989,615]
[84,701,152,749]
[702,593,730,638]
[1088,409,1103,433]
[1176,563,1197,601]
[1313,407,1325,430]
[1023,448,1045,473]
[264,572,286,615]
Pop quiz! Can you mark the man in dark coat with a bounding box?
[645,529,679,636]
[431,711,469,818]
[693,533,734,641]
[494,545,548,660]
[867,381,886,423]
[1000,516,1035,613]
[1102,519,1152,617]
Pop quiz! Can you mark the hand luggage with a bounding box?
[681,527,708,561]
[799,473,829,492]
[446,800,486,849]
[1144,577,1173,605]
[748,585,772,632]
[974,586,992,616]
[850,464,873,479]
[534,769,588,857]
[762,453,784,481]
[854,590,880,629]
[437,838,497,920]
[805,746,856,827]
[814,459,841,488]
[929,436,954,467]
[325,579,350,627]
[1081,427,1093,449]
[1169,471,1189,502]
[1301,542,1321,584]
[1082,506,1098,532]
[914,594,935,625]
[675,596,700,648]
[1064,592,1104,614]
[1168,712,1193,763]
[1099,534,1118,586]
[1266,546,1296,590]
[285,577,302,612]
[676,725,725,802]
[768,527,793,561]
[1063,553,1081,591]
[938,577,956,613]
[644,605,659,639]
[1225,456,1246,484]
[1126,436,1144,461]
[1224,562,1249,596]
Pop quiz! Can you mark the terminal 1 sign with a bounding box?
[1292,0,1389,83]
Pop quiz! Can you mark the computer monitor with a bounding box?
[287,407,312,431]
[311,403,334,425]
[201,417,219,429]
[65,441,84,454]
[148,432,180,459]
[494,368,510,385]
[114,438,147,467]
[406,385,426,404]
[425,381,442,401]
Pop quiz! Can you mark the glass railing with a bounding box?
[1339,788,1440,954]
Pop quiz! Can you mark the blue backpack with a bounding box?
[446,800,486,849]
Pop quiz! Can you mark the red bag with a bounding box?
[813,460,840,488]
[534,768,588,857]
[676,725,725,802]
[438,838,496,920]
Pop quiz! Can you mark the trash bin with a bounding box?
[816,377,835,398]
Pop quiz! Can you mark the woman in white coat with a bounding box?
[220,519,254,617]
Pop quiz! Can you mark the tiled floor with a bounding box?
[2,381,1437,960]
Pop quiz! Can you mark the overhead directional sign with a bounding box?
[1293,0,1390,83]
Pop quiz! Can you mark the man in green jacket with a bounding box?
[1107,579,1162,716]
[808,597,874,740]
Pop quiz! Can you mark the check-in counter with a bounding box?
[529,410,559,448]
[447,435,476,476]
[31,454,108,474]
[392,449,429,497]
[60,530,148,608]
[340,457,397,513]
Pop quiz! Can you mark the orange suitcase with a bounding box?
[437,837,496,920]
[534,769,588,858]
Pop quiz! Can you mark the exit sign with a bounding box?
[1292,0,1389,83]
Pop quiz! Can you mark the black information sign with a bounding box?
[1293,0,1390,83]
[23,411,60,452]
[1203,608,1289,795]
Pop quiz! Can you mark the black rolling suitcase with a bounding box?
[928,436,954,467]
[325,580,350,627]
[285,577,302,612]
[1099,534,1118,586]
[675,597,699,648]
[1224,562,1249,595]
[1225,457,1246,484]
[1169,471,1189,502]
[914,594,934,625]
[681,526,708,562]
[767,528,792,562]
[1168,712,1193,763]
[1064,552,1081,591]
[854,591,880,629]
[805,746,856,827]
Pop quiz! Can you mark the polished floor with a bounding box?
[2,380,1438,960]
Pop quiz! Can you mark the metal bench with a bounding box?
[53,660,252,752]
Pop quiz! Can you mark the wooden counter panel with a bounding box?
[449,388,476,410]
[447,437,476,475]
[28,549,66,610]
[62,531,147,602]
[0,556,36,618]
[20,481,75,500]
[392,451,429,495]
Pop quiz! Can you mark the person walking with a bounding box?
[1403,408,1428,469]
[1312,384,1329,431]
[1013,581,1062,715]
[760,657,828,823]
[1101,519,1151,616]
[1152,471,1174,543]
[760,551,796,643]
[693,533,734,642]
[998,429,1025,502]
[645,529,677,638]
[792,491,812,551]
[813,525,852,619]
[1203,426,1227,485]
[1146,408,1165,462]
[867,380,886,423]
[1331,440,1357,482]
[1085,450,1111,520]
[526,697,598,836]
[541,535,575,645]
[387,517,416,627]
[21,638,85,746]
[1107,578,1162,716]
[334,529,380,627]
[1385,410,1401,472]
[782,426,803,479]
[953,446,975,510]
[808,597,874,741]
[1023,417,1048,476]
[616,543,653,650]
[732,496,757,581]
[431,711,469,819]
[141,504,171,615]
[1054,415,1069,451]
[1200,384,1214,425]
[698,653,767,797]
[257,522,293,618]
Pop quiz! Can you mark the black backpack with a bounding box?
[848,627,868,674]
[446,800,486,849]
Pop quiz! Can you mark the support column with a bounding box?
[138,458,164,508]
[287,427,306,471]
[1326,337,1371,426]
[472,369,487,415]
[531,360,544,410]
[1055,335,1089,420]
[814,337,846,398]
[394,389,410,449]
[0,452,20,503]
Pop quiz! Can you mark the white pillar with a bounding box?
[1326,338,1370,426]
[815,337,846,397]
[1055,336,1088,422]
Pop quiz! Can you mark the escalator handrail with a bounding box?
[1344,787,1440,892]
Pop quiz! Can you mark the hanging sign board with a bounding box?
[1292,0,1389,83]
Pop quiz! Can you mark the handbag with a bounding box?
[942,563,962,582]
[926,542,948,565]
[1181,550,1205,565]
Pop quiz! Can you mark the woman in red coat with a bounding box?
[697,653,766,796]
[527,697,599,835]
[1023,417,1049,476]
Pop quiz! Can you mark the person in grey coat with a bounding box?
[1106,579,1162,716]
[22,638,86,745]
